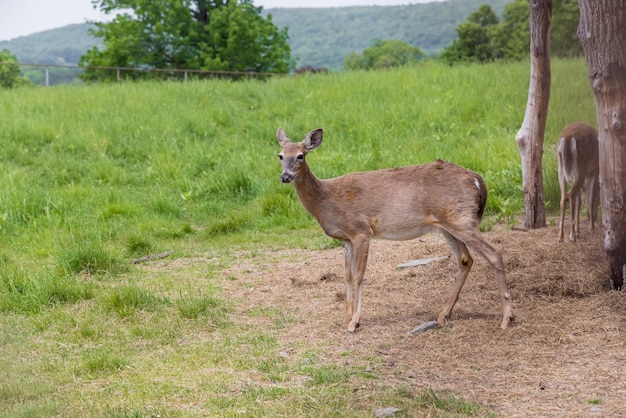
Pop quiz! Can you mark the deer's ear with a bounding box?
[277,127,290,146]
[304,128,323,150]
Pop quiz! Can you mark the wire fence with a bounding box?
[13,63,285,86]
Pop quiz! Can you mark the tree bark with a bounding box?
[578,0,626,290]
[516,0,551,229]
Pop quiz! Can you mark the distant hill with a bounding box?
[0,0,509,83]
[0,23,102,66]
[264,0,510,69]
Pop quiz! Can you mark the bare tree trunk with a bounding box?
[578,0,626,290]
[515,0,551,229]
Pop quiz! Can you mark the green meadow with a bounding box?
[0,59,595,416]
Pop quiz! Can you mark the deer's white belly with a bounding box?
[373,223,440,241]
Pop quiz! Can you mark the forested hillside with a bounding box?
[0,0,509,78]
[0,23,101,66]
[265,0,509,69]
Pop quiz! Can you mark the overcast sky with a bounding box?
[0,0,446,42]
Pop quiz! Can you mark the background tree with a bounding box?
[515,0,551,229]
[440,0,581,64]
[498,0,530,60]
[516,0,581,58]
[439,5,501,64]
[578,0,626,290]
[0,49,30,89]
[344,39,424,70]
[202,2,293,73]
[80,0,294,81]
[551,0,582,58]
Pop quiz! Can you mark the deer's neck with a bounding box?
[293,164,328,219]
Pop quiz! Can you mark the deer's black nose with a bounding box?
[280,173,293,183]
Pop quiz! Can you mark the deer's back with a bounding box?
[315,160,487,239]
[557,122,599,181]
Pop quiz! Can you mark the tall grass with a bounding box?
[0,58,596,416]
[1,60,594,254]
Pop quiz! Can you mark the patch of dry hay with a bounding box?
[218,220,625,416]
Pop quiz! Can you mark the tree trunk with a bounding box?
[515,0,551,229]
[578,0,626,290]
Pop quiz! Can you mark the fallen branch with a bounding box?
[131,251,173,264]
[396,255,448,269]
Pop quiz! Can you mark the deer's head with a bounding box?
[277,127,323,183]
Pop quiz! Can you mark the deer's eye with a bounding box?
[296,154,304,160]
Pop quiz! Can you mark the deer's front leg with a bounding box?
[347,237,370,332]
[343,242,354,328]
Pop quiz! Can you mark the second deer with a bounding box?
[557,122,600,242]
[277,127,513,332]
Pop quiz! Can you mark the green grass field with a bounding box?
[0,58,595,416]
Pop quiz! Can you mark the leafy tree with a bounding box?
[439,5,501,64]
[80,0,294,81]
[552,0,582,58]
[469,4,500,26]
[202,2,293,72]
[344,39,424,70]
[497,0,581,60]
[498,0,529,61]
[0,49,30,89]
[440,0,582,64]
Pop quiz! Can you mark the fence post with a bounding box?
[117,68,120,82]
[45,67,49,86]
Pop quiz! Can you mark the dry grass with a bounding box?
[218,219,626,416]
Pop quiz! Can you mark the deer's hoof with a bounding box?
[347,321,360,333]
[501,315,514,330]
[437,313,450,324]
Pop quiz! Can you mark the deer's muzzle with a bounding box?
[280,173,294,183]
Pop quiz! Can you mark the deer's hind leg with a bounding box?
[568,178,585,242]
[585,176,600,232]
[569,187,580,240]
[450,228,513,329]
[558,167,569,242]
[438,231,473,325]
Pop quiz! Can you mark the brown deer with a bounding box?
[557,122,600,243]
[277,127,513,332]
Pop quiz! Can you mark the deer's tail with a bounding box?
[558,137,577,180]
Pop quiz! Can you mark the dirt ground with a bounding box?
[219,219,626,417]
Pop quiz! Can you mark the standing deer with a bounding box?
[277,127,513,332]
[557,122,599,243]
